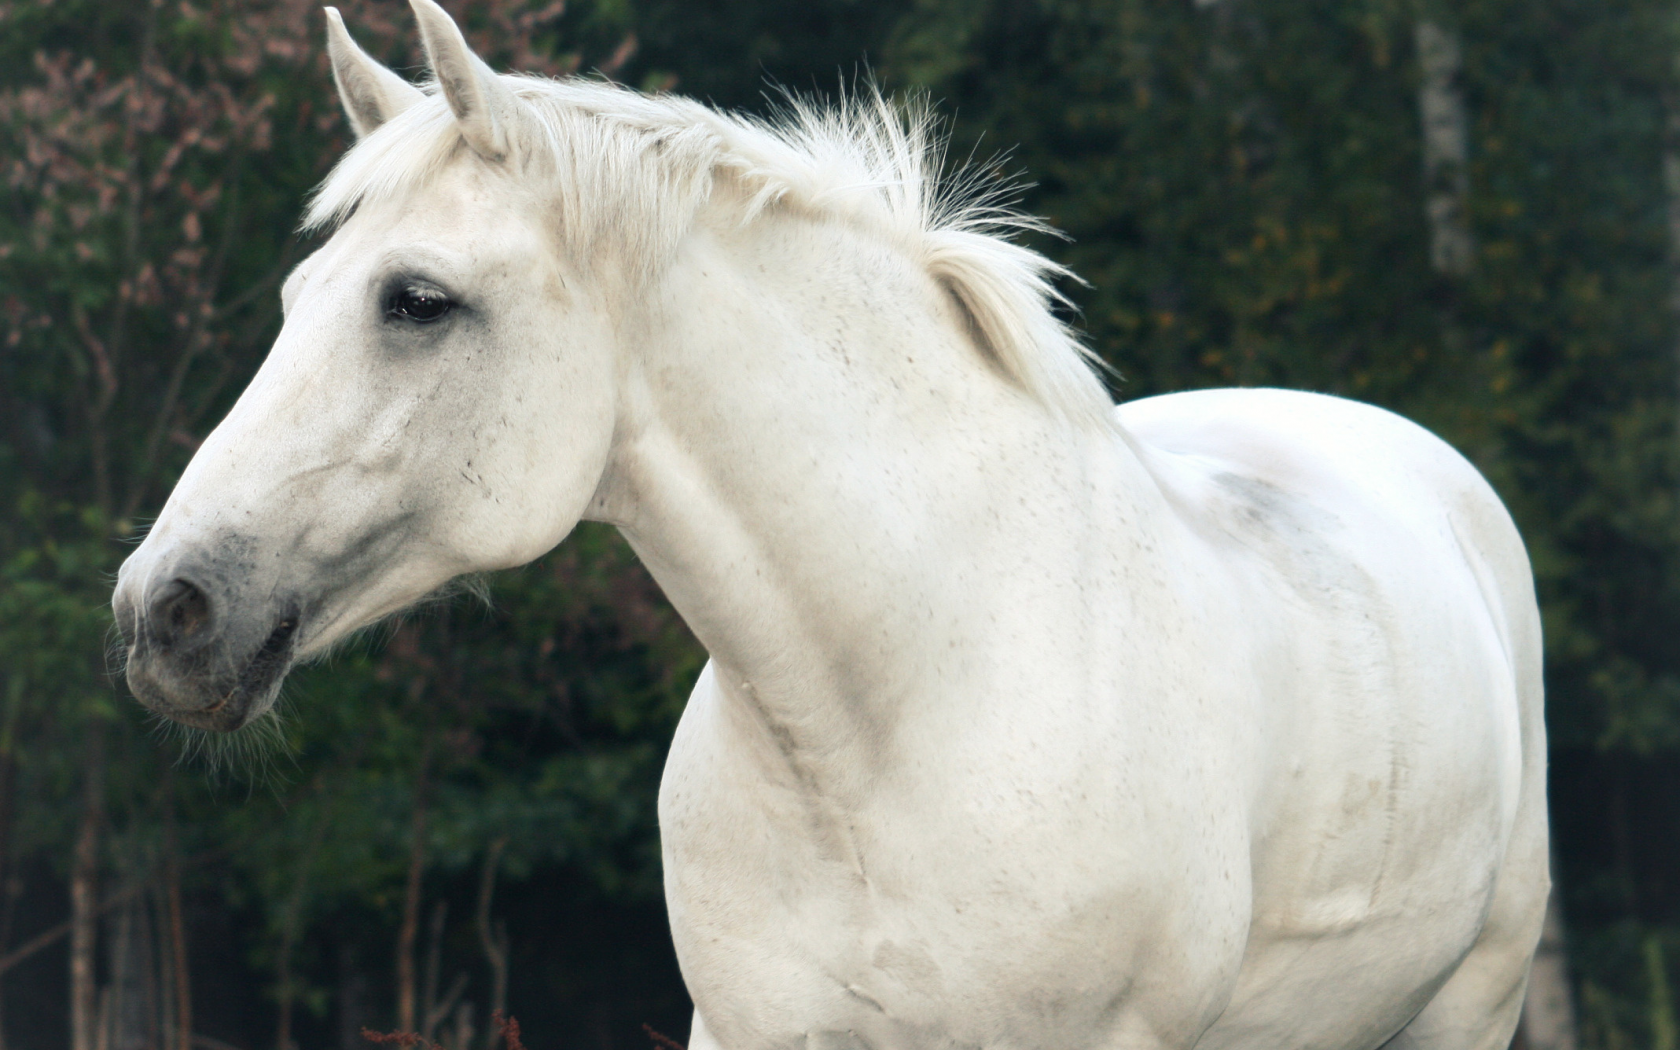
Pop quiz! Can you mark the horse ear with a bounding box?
[325,7,424,139]
[409,0,519,161]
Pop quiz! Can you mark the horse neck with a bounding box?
[602,197,1143,783]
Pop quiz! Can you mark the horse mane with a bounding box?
[304,77,1115,429]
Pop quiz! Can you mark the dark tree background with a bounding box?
[1,0,1677,1048]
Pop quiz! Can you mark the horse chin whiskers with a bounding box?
[103,620,131,680]
[149,692,296,793]
[450,572,494,609]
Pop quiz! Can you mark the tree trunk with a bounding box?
[274,897,299,1050]
[395,748,432,1033]
[162,781,191,1050]
[1662,85,1680,424]
[264,778,337,1050]
[449,1002,476,1050]
[1415,20,1474,277]
[1519,862,1579,1050]
[474,839,508,1050]
[71,721,107,1050]
[338,945,369,1050]
[274,808,330,1050]
[154,888,174,1050]
[420,902,445,1044]
[105,893,158,1050]
[0,709,18,1050]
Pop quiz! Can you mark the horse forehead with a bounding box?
[346,171,550,264]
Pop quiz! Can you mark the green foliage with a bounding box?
[0,1,701,1045]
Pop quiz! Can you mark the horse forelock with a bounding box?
[302,76,1116,429]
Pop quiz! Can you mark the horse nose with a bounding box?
[147,576,214,650]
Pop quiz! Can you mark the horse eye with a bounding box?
[387,284,453,323]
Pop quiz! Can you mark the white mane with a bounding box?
[305,77,1115,428]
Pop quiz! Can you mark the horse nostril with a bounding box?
[152,578,211,648]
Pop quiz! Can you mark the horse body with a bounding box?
[631,201,1544,1050]
[1118,389,1546,1050]
[112,5,1547,1047]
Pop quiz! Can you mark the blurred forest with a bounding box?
[1,0,1678,1048]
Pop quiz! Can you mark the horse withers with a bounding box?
[112,3,1549,1047]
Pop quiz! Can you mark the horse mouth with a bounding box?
[127,610,302,733]
[168,693,250,732]
[239,615,300,692]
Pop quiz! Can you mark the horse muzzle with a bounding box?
[115,557,302,732]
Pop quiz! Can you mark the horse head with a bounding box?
[113,0,622,730]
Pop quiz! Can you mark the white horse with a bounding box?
[113,3,1550,1047]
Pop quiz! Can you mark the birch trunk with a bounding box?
[1520,866,1580,1050]
[1415,20,1474,276]
[395,747,432,1033]
[106,894,158,1050]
